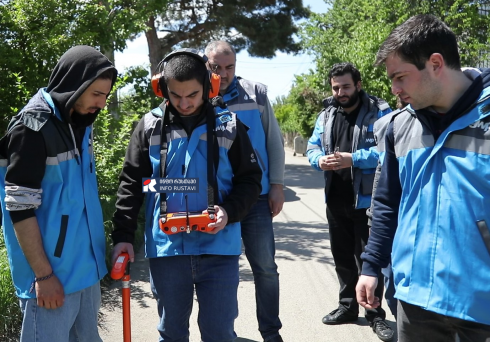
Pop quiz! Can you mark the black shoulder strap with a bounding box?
[159,104,171,217]
[206,104,218,215]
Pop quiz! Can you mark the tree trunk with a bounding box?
[146,16,163,75]
[101,44,119,117]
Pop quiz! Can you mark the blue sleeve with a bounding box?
[306,114,325,171]
[351,107,392,169]
[351,146,379,169]
[361,121,401,276]
[379,107,393,118]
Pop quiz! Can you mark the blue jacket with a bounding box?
[220,77,274,195]
[363,69,490,325]
[112,102,262,257]
[307,91,392,208]
[0,90,107,298]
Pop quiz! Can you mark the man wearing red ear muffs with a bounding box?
[111,48,262,341]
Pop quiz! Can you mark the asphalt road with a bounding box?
[98,148,396,342]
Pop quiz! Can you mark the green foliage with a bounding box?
[0,0,170,133]
[273,0,490,138]
[273,73,325,138]
[0,234,22,340]
[94,66,159,204]
[146,0,311,70]
[299,0,490,108]
[93,71,147,204]
[93,110,138,202]
[0,73,31,133]
[118,66,161,115]
[94,71,151,274]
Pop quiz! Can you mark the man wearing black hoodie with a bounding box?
[0,45,117,342]
[357,15,490,342]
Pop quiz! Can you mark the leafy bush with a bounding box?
[0,234,22,341]
[94,69,156,274]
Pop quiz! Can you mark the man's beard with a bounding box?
[71,110,99,127]
[337,89,360,109]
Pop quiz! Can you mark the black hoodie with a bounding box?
[1,45,117,223]
[47,45,117,124]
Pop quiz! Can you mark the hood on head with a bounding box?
[46,45,117,124]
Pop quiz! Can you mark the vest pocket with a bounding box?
[54,215,69,258]
[476,220,490,256]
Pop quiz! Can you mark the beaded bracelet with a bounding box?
[29,271,55,293]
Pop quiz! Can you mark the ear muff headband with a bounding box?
[151,48,221,100]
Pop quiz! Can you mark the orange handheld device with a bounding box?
[111,252,129,280]
[159,211,217,234]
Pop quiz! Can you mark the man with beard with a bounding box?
[0,45,117,342]
[307,62,394,341]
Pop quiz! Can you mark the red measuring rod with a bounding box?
[111,253,131,342]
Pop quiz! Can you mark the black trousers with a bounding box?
[326,204,386,322]
[398,300,490,342]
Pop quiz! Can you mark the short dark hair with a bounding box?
[163,54,207,85]
[375,14,461,71]
[327,62,361,86]
[97,69,116,80]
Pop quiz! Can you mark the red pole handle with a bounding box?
[111,253,131,341]
[122,275,131,342]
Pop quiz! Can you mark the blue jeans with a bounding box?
[149,255,239,342]
[241,196,282,340]
[19,281,102,342]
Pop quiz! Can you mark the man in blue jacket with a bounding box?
[307,62,393,341]
[111,49,262,341]
[357,14,490,342]
[0,45,117,342]
[205,41,285,342]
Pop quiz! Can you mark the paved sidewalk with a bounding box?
[99,148,396,341]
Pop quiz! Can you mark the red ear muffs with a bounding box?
[151,73,163,98]
[151,72,221,100]
[208,73,221,99]
[150,48,221,100]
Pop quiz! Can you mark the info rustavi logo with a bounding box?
[142,178,199,193]
[142,179,157,192]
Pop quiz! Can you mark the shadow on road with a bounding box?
[274,221,331,262]
[238,219,333,283]
[237,152,333,283]
[284,163,324,190]
[283,186,300,202]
